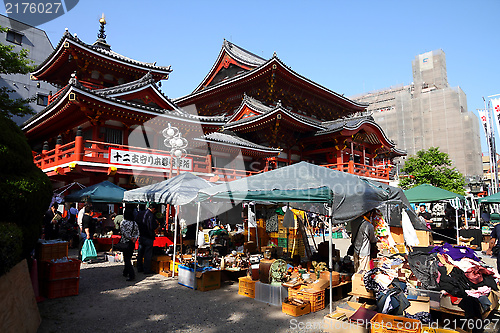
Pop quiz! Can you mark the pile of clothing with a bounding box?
[363,266,431,323]
[362,244,500,326]
[429,243,498,320]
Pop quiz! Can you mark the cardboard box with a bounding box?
[319,271,340,286]
[323,310,369,333]
[196,270,221,292]
[152,255,171,262]
[351,273,374,298]
[406,297,430,315]
[308,278,330,291]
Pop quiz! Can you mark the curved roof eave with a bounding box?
[192,39,267,93]
[175,58,368,112]
[316,118,396,147]
[32,31,172,78]
[225,105,325,131]
[23,84,226,132]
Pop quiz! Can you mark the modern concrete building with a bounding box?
[351,50,482,178]
[0,14,55,125]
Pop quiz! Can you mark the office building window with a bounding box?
[6,30,22,45]
[37,93,48,106]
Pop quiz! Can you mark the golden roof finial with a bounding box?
[99,13,106,25]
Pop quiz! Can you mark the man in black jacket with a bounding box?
[136,203,158,274]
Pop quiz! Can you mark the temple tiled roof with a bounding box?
[222,39,267,67]
[32,30,171,78]
[176,57,367,113]
[316,115,397,147]
[94,72,156,96]
[196,130,281,153]
[225,97,324,129]
[22,76,226,130]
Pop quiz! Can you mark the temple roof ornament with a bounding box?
[93,13,110,50]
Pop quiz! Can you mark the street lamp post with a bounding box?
[162,123,188,178]
[161,123,188,279]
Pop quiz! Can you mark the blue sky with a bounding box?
[8,0,500,151]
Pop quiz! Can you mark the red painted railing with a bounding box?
[33,139,391,181]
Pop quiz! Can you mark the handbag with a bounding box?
[115,221,136,252]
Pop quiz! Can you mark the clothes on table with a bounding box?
[465,266,495,284]
[404,311,431,324]
[407,251,439,290]
[375,279,410,315]
[465,286,491,298]
[430,242,480,262]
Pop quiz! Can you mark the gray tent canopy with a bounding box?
[64,181,126,203]
[197,161,424,230]
[196,161,423,312]
[123,172,213,206]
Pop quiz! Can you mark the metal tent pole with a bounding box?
[172,206,179,279]
[194,202,201,290]
[328,205,333,314]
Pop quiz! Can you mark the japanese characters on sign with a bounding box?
[108,148,193,171]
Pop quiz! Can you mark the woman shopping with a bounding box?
[119,206,139,281]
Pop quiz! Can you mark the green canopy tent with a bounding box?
[478,192,500,204]
[404,183,465,244]
[196,161,422,313]
[403,184,464,203]
[64,181,126,203]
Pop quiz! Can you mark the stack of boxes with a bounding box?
[39,258,80,299]
[36,240,81,299]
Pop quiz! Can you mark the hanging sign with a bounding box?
[108,148,193,171]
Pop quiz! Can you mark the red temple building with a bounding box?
[24,20,404,191]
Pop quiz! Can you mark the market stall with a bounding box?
[64,181,126,203]
[404,184,468,245]
[123,172,214,279]
[197,161,423,311]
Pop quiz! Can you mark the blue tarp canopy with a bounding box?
[64,181,126,203]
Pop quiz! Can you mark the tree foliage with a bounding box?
[0,26,36,119]
[0,28,52,275]
[399,147,465,195]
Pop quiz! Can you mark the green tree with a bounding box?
[0,27,52,276]
[399,147,465,195]
[0,26,36,120]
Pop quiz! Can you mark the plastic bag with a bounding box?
[82,239,97,261]
[402,210,419,247]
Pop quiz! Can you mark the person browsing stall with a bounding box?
[418,204,433,229]
[120,206,139,281]
[136,203,159,275]
[353,211,377,273]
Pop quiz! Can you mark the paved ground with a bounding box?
[36,236,500,333]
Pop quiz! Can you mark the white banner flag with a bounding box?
[492,98,500,136]
[478,109,490,136]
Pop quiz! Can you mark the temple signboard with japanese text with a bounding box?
[108,148,193,171]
